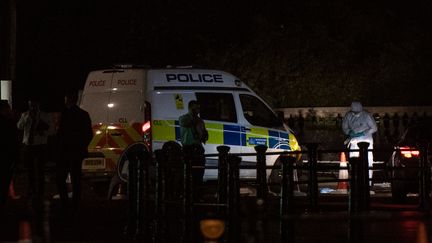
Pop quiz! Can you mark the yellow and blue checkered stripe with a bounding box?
[152,120,299,151]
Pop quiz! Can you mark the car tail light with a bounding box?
[142,121,151,133]
[143,101,152,150]
[400,146,420,158]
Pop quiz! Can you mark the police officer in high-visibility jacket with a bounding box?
[179,100,208,200]
[342,101,377,186]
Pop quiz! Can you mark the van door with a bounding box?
[195,92,240,153]
[238,93,289,174]
[195,92,240,179]
[81,71,114,172]
[103,70,146,169]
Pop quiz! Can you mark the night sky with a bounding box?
[2,1,432,111]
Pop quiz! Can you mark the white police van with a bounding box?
[80,66,301,182]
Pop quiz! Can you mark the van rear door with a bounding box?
[101,70,146,172]
[81,71,113,172]
[80,69,146,175]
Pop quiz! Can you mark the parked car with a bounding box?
[389,118,432,201]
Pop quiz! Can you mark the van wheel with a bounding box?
[268,159,282,195]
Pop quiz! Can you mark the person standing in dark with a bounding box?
[0,100,19,211]
[402,112,409,129]
[297,111,305,136]
[56,91,93,209]
[288,114,295,131]
[392,113,400,141]
[17,98,52,210]
[179,100,208,200]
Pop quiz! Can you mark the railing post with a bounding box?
[280,155,296,243]
[348,144,368,242]
[255,145,268,202]
[419,144,430,211]
[154,149,164,205]
[349,157,360,214]
[163,141,184,200]
[348,143,369,243]
[228,155,241,216]
[227,155,241,243]
[306,143,319,211]
[154,141,183,243]
[217,145,230,213]
[348,217,364,243]
[125,145,149,238]
[126,150,139,237]
[153,149,164,243]
[140,149,149,238]
[358,142,370,211]
[182,146,193,243]
[348,156,365,243]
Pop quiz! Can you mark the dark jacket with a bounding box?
[57,105,93,156]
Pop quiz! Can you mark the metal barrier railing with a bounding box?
[123,142,151,238]
[125,141,430,242]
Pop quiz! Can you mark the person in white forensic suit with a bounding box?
[342,101,377,186]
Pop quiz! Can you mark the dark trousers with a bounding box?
[23,144,47,209]
[56,151,83,208]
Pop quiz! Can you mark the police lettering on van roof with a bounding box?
[85,69,146,93]
[85,69,249,93]
[147,69,249,91]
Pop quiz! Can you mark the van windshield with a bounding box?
[239,94,283,128]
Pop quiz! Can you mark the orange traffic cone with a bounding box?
[8,181,20,199]
[18,220,32,243]
[417,222,429,243]
[336,152,349,193]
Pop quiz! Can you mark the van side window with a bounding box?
[195,93,237,123]
[239,94,282,128]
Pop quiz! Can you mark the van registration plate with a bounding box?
[82,158,106,170]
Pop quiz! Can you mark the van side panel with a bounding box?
[152,120,177,142]
[80,68,301,182]
[205,123,224,144]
